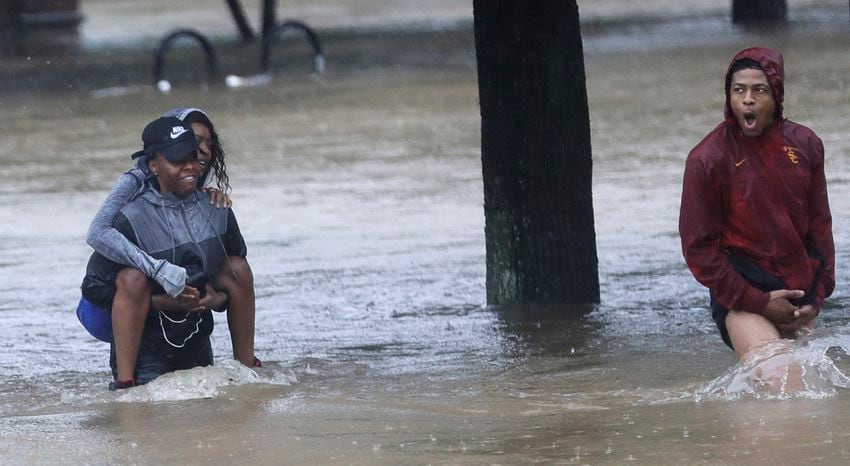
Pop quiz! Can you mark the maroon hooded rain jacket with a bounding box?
[679,47,834,313]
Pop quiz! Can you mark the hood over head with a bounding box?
[163,107,210,122]
[161,107,217,188]
[724,47,785,122]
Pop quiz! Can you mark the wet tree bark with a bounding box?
[473,0,600,305]
[732,0,787,25]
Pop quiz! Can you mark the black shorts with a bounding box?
[710,293,734,349]
[110,309,215,384]
[710,252,822,350]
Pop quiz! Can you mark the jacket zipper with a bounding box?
[179,194,208,276]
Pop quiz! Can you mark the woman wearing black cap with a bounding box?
[79,109,260,389]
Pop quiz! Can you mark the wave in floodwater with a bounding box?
[117,361,297,402]
[54,360,297,406]
[696,328,850,401]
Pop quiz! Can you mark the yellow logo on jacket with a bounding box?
[783,146,800,164]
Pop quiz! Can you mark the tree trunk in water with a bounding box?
[473,0,600,305]
[732,0,787,25]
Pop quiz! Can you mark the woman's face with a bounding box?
[148,152,201,198]
[190,122,212,171]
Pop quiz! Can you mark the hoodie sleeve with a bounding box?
[86,169,186,297]
[679,153,770,313]
[806,136,835,309]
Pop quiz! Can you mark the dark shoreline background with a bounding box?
[1,1,846,94]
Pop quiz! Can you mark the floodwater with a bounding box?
[2,2,850,464]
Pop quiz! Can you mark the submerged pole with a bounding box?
[732,0,787,25]
[473,0,600,305]
[225,0,256,42]
[262,0,277,39]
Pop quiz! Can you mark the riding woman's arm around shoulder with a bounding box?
[86,169,186,296]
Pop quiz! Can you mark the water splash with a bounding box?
[696,328,850,401]
[116,360,297,402]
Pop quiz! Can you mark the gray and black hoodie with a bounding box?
[82,183,246,345]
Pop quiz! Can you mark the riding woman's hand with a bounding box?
[152,285,228,313]
[205,187,232,209]
[199,284,228,312]
[152,286,202,312]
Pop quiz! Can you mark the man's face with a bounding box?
[729,68,776,138]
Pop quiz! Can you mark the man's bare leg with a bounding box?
[112,268,151,382]
[214,256,257,366]
[726,310,804,393]
[726,310,780,360]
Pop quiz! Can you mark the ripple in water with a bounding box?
[696,328,850,401]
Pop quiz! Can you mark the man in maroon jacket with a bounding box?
[679,47,834,360]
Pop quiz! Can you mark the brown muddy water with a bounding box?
[2,4,850,465]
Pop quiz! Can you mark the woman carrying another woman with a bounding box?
[79,108,259,389]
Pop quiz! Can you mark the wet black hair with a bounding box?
[182,111,230,194]
[729,58,764,77]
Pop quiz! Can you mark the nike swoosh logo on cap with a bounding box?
[170,126,188,139]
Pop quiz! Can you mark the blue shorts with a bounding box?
[76,297,113,343]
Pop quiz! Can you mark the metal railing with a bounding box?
[152,0,324,92]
